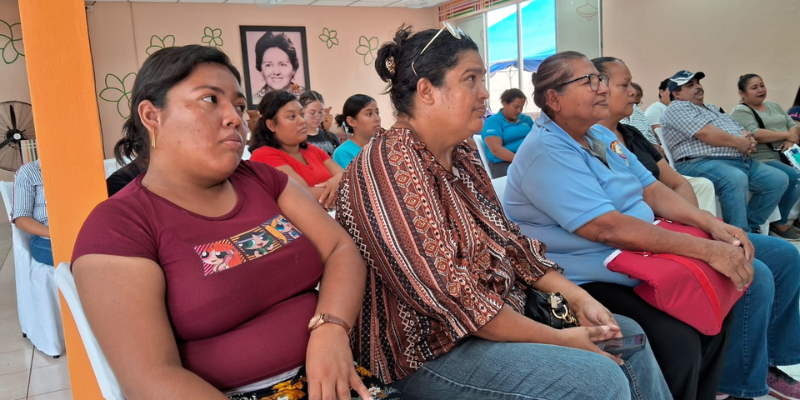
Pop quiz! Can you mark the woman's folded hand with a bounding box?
[306,324,374,400]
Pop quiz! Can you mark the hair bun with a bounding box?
[375,25,412,82]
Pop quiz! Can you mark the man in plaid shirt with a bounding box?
[661,70,788,234]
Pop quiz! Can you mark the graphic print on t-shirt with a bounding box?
[194,214,303,276]
[233,227,282,260]
[194,239,246,275]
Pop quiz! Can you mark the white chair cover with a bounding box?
[55,262,125,400]
[0,181,65,356]
[472,135,494,178]
[653,127,675,166]
[491,176,508,200]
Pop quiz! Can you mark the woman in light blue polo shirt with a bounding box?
[503,51,747,400]
[480,88,533,177]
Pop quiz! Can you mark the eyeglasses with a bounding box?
[412,21,465,76]
[560,74,610,92]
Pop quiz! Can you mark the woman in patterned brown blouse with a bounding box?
[336,24,672,399]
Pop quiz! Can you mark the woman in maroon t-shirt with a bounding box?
[249,90,345,209]
[71,45,393,400]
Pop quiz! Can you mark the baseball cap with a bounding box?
[668,70,706,93]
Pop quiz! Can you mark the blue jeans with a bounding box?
[676,157,788,232]
[30,235,54,266]
[718,233,800,398]
[390,315,672,400]
[764,160,800,225]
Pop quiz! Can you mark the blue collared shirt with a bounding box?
[503,114,656,286]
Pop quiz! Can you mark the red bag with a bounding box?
[603,219,746,335]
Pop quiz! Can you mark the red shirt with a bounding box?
[72,161,323,390]
[250,145,332,187]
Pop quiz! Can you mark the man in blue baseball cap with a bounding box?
[659,69,788,235]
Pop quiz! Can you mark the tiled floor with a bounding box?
[0,223,797,400]
[0,224,70,400]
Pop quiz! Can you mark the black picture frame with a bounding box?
[240,25,311,110]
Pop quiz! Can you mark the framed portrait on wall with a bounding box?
[240,26,310,109]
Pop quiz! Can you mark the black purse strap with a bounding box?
[740,103,774,150]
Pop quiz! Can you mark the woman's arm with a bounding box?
[484,136,516,162]
[13,216,50,237]
[574,182,753,290]
[74,254,229,400]
[274,165,326,200]
[277,179,372,400]
[655,159,698,207]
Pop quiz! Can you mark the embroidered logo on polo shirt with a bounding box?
[610,140,630,166]
[193,214,303,276]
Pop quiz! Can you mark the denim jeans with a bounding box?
[718,233,800,398]
[764,160,800,225]
[676,157,788,232]
[390,315,672,400]
[29,235,54,266]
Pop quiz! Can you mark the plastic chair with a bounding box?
[0,181,65,357]
[55,262,125,400]
[472,135,494,179]
[491,176,508,200]
[653,128,675,165]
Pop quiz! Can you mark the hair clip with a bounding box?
[386,57,396,76]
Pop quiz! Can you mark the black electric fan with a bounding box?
[0,101,36,172]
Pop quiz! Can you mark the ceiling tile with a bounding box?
[309,0,355,5]
[224,0,256,3]
[348,0,391,6]
[179,0,226,2]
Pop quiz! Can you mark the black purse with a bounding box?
[524,289,579,329]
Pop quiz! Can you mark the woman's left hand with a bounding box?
[306,325,374,400]
[571,294,622,338]
[781,140,796,151]
[705,218,754,263]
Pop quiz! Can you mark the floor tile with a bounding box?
[0,332,32,355]
[0,369,28,400]
[27,363,70,397]
[27,389,71,400]
[0,348,32,376]
[0,306,17,321]
[31,350,66,369]
[0,317,21,336]
[780,363,800,379]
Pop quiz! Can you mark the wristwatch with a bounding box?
[307,313,351,334]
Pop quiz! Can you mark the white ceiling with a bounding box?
[89,0,448,8]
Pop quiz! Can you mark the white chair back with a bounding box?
[0,181,65,356]
[491,176,508,200]
[653,128,675,165]
[55,262,125,400]
[472,135,494,178]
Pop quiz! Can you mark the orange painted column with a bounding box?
[17,0,107,398]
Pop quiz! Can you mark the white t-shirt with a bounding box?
[644,102,668,128]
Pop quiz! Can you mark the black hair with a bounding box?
[375,24,479,118]
[334,94,376,133]
[255,32,299,72]
[737,73,761,92]
[116,45,241,166]
[631,82,643,97]
[532,51,587,117]
[591,56,623,76]
[250,90,306,151]
[794,85,800,108]
[298,90,324,107]
[658,78,673,100]
[500,88,526,105]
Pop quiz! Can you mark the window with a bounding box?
[456,0,556,115]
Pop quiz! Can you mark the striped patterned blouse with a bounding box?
[337,127,561,384]
[12,160,48,226]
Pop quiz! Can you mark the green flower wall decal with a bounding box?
[201,27,223,48]
[99,73,137,119]
[146,34,176,55]
[319,28,339,49]
[355,36,379,66]
[0,20,24,64]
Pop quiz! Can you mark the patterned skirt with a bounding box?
[227,365,401,400]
